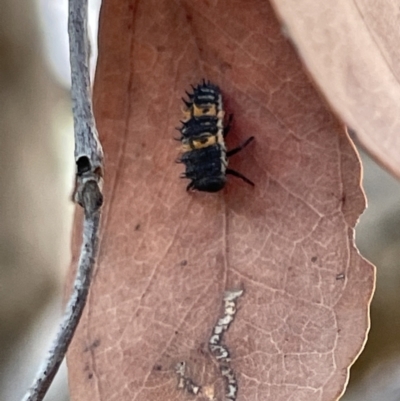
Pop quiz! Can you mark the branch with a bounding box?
[21,0,104,400]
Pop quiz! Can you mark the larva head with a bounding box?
[192,176,226,192]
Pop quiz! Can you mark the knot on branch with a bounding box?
[74,156,103,216]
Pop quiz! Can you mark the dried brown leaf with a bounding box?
[67,1,375,400]
[270,0,400,178]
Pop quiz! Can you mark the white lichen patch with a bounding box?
[175,361,201,395]
[202,384,216,401]
[208,289,243,401]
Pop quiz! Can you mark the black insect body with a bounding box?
[177,80,254,192]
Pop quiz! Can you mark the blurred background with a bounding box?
[0,1,99,400]
[1,1,399,400]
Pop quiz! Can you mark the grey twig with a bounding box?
[21,212,101,401]
[21,0,104,400]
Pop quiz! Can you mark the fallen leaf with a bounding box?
[269,0,400,178]
[67,1,375,400]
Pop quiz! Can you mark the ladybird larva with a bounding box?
[176,80,254,192]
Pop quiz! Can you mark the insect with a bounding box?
[176,80,254,192]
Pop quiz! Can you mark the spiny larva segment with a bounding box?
[176,80,255,192]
